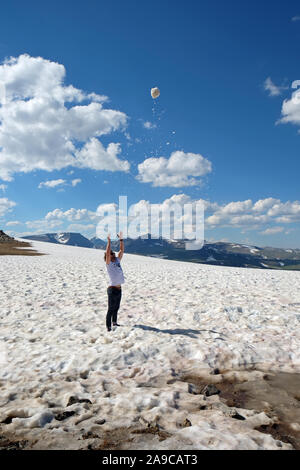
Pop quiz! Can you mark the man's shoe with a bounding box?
[107,327,111,332]
[113,323,120,327]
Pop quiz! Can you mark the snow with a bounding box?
[0,239,299,450]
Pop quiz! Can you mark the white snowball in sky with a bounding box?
[151,87,160,99]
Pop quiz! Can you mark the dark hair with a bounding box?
[104,250,115,261]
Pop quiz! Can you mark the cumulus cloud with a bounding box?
[38,178,82,188]
[279,85,300,127]
[0,184,7,192]
[38,179,66,189]
[18,195,300,240]
[0,197,16,217]
[252,198,281,212]
[206,198,300,228]
[75,138,129,172]
[45,207,98,223]
[137,151,212,187]
[0,54,129,181]
[267,200,300,223]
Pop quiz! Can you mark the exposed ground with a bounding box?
[0,240,44,256]
[0,370,299,450]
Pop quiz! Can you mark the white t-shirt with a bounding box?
[106,257,125,286]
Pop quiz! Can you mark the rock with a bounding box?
[95,419,106,425]
[188,383,203,395]
[67,396,92,407]
[182,418,192,428]
[55,410,76,421]
[82,431,99,440]
[201,384,220,397]
[231,412,246,421]
[0,231,14,243]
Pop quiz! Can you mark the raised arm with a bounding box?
[117,232,124,261]
[105,234,111,265]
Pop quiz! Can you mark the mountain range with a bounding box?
[20,232,300,271]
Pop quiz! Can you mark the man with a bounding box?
[104,232,125,332]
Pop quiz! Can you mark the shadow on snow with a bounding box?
[133,324,226,339]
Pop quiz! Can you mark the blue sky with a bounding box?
[0,0,300,247]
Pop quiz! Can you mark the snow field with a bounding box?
[0,240,299,449]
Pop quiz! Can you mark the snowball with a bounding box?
[151,87,160,99]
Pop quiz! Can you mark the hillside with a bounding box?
[22,232,300,270]
[92,235,300,271]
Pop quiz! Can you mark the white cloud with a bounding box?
[279,86,300,126]
[267,200,300,223]
[71,178,81,187]
[261,226,284,235]
[5,220,21,226]
[206,198,300,228]
[75,138,130,172]
[137,151,212,187]
[252,198,280,212]
[0,54,129,181]
[18,195,300,240]
[264,77,287,97]
[38,179,66,189]
[143,121,157,129]
[219,200,253,215]
[0,184,7,192]
[38,178,82,188]
[45,207,98,223]
[0,197,16,217]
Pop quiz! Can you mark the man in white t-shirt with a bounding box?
[104,233,125,332]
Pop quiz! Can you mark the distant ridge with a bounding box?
[21,232,300,271]
[22,232,94,248]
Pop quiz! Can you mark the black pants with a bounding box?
[106,287,122,329]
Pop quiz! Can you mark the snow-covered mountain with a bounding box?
[22,233,300,270]
[92,235,300,271]
[22,232,94,248]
